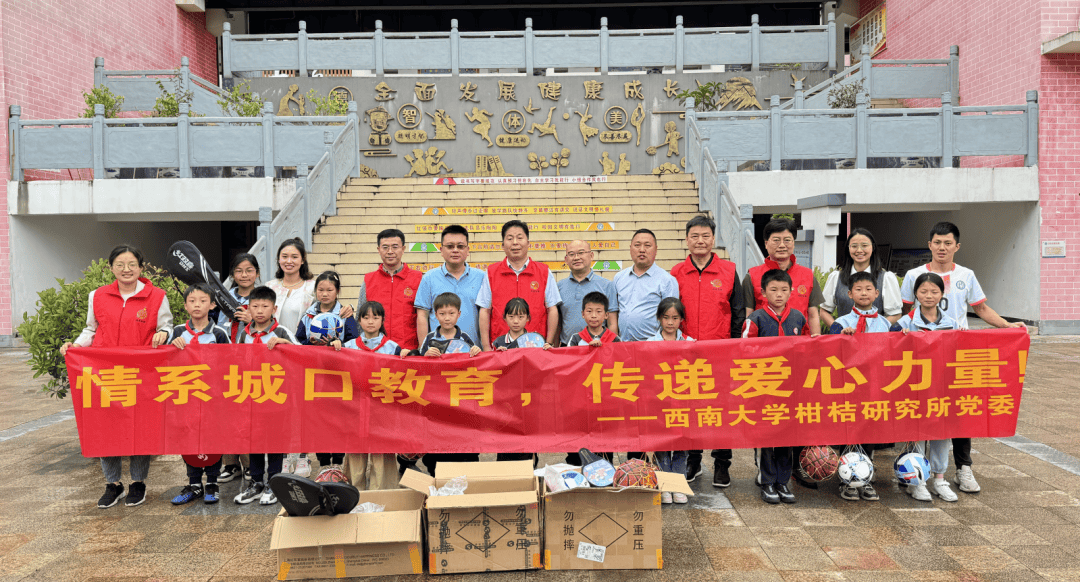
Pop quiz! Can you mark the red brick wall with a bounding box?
[0,2,218,334]
[861,0,1080,323]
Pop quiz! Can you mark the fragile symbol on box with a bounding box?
[577,542,606,563]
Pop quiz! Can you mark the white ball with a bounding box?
[894,452,932,486]
[308,312,344,343]
[837,451,874,487]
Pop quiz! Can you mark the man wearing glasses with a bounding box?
[742,218,823,336]
[414,224,487,348]
[556,239,619,346]
[357,228,424,351]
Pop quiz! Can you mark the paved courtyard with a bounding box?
[1,336,1079,581]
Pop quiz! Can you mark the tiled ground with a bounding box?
[1,337,1079,581]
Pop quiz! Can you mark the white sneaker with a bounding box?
[907,482,932,501]
[259,489,278,505]
[283,453,298,474]
[295,455,311,478]
[955,466,981,493]
[932,478,958,502]
[661,492,673,504]
[672,492,689,504]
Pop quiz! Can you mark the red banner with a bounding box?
[66,329,1029,457]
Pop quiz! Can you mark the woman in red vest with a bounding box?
[61,244,173,509]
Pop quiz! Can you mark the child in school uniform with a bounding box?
[338,301,405,489]
[217,253,261,483]
[565,291,621,346]
[744,269,808,505]
[295,270,359,349]
[491,297,550,464]
[166,283,232,505]
[828,271,901,502]
[233,285,296,506]
[647,297,694,505]
[897,272,960,503]
[420,292,481,475]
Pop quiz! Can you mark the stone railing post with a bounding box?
[600,17,609,72]
[324,130,336,220]
[222,23,233,79]
[94,57,104,87]
[178,103,192,178]
[258,206,273,272]
[298,21,308,77]
[374,21,384,75]
[949,46,960,104]
[297,164,310,248]
[860,45,872,96]
[794,79,804,109]
[750,15,761,71]
[262,102,275,178]
[450,19,460,75]
[856,92,868,168]
[9,105,22,181]
[347,101,360,177]
[769,95,781,169]
[525,18,534,74]
[675,15,685,72]
[1026,90,1039,166]
[180,56,191,97]
[92,104,105,180]
[827,13,837,71]
[941,92,954,168]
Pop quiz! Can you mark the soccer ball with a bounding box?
[798,445,840,483]
[837,451,874,487]
[894,452,932,486]
[308,312,344,343]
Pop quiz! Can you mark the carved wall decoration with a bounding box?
[653,162,681,175]
[624,80,644,100]
[630,103,645,146]
[599,130,631,143]
[716,77,763,110]
[575,104,599,146]
[362,148,395,157]
[496,109,529,147]
[414,82,437,101]
[498,81,517,101]
[330,86,353,105]
[549,148,570,176]
[398,104,421,129]
[680,157,686,169]
[618,153,632,175]
[663,79,680,98]
[278,84,305,116]
[395,129,428,143]
[528,107,562,145]
[427,110,457,140]
[357,164,379,178]
[583,80,603,100]
[524,98,539,115]
[405,146,452,177]
[365,106,392,146]
[445,155,514,177]
[465,107,495,147]
[599,151,616,175]
[459,82,478,102]
[496,135,530,147]
[605,106,627,130]
[646,120,682,157]
[790,73,806,88]
[375,81,396,101]
[538,82,562,101]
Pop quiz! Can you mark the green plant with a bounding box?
[217,80,264,117]
[813,265,837,335]
[826,79,865,109]
[676,82,723,112]
[18,259,187,399]
[771,213,795,221]
[150,72,196,118]
[80,86,125,119]
[305,88,348,116]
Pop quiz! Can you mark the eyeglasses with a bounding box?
[113,263,140,270]
[442,244,468,251]
[233,268,258,275]
[767,237,794,245]
[379,245,403,252]
[565,251,592,259]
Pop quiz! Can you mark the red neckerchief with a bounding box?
[245,320,279,340]
[185,321,207,342]
[764,305,792,336]
[358,335,390,352]
[579,328,616,344]
[229,306,248,343]
[855,308,879,333]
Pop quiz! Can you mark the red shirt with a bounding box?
[91,278,166,347]
[486,259,550,338]
[364,264,422,350]
[747,255,816,320]
[671,254,738,340]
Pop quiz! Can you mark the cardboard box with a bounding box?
[269,488,425,579]
[401,460,543,574]
[543,471,693,570]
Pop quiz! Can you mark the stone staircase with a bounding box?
[307,174,717,300]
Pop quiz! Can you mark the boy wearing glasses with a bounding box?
[556,239,619,346]
[357,228,423,351]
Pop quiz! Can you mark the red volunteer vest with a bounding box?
[91,278,166,347]
[747,255,815,320]
[671,254,737,340]
[487,259,549,339]
[364,264,422,350]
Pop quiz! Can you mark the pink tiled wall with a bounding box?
[861,0,1080,323]
[0,2,218,334]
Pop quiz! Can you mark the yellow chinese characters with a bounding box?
[367,368,431,405]
[585,362,643,403]
[948,349,1006,389]
[443,367,503,407]
[730,357,792,398]
[305,369,353,401]
[223,364,287,404]
[881,351,932,393]
[155,365,212,404]
[655,359,717,400]
[76,365,141,408]
[803,356,867,395]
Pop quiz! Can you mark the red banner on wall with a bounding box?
[65,329,1029,457]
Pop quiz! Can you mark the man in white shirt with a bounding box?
[900,221,1025,495]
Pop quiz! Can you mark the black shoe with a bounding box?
[125,481,147,507]
[776,483,796,504]
[793,472,819,490]
[218,464,242,483]
[98,483,124,508]
[712,464,731,488]
[761,484,780,504]
[686,458,702,483]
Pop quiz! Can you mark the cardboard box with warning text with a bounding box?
[269,488,425,579]
[400,460,543,574]
[543,471,693,570]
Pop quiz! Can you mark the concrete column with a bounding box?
[797,193,846,272]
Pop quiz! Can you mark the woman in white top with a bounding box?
[820,227,903,327]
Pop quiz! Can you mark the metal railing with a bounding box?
[94,57,226,116]
[222,14,838,78]
[785,45,961,110]
[8,102,362,180]
[689,91,1039,170]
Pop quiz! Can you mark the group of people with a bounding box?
[60,213,1023,509]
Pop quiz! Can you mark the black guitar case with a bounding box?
[165,240,241,319]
